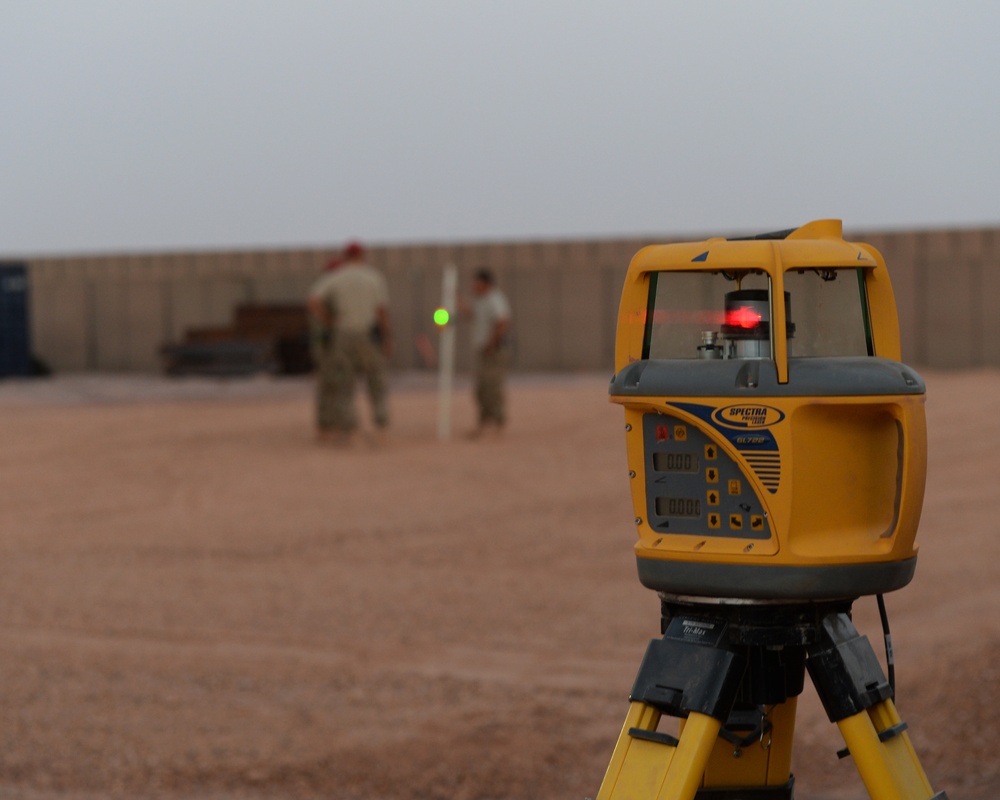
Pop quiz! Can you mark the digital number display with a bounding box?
[655,496,702,518]
[653,451,700,473]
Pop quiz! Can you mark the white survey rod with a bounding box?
[437,264,458,440]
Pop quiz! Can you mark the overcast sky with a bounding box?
[3,1,999,256]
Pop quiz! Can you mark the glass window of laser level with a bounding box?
[642,270,771,359]
[783,267,872,357]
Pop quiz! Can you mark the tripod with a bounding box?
[596,598,946,800]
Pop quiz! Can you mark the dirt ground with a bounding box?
[0,369,997,800]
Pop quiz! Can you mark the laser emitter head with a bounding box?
[609,220,927,601]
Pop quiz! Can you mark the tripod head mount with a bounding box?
[610,220,927,600]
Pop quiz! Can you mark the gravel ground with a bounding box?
[0,369,996,799]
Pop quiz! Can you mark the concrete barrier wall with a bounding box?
[22,225,1000,374]
[858,227,999,369]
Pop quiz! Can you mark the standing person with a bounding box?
[307,241,393,445]
[468,268,511,438]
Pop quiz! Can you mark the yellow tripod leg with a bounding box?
[597,702,663,800]
[596,703,721,800]
[837,698,937,800]
[660,712,723,800]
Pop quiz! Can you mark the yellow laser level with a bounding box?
[597,221,946,800]
[609,218,926,600]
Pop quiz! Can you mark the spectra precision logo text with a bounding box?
[712,404,785,429]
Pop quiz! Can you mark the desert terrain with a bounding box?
[0,369,997,799]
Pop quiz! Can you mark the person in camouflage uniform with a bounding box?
[307,242,393,444]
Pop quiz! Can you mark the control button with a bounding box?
[750,515,765,532]
[656,425,670,442]
[706,467,719,483]
[729,514,743,530]
[673,425,687,442]
[728,479,741,496]
[708,513,721,529]
[706,489,720,506]
[704,444,717,460]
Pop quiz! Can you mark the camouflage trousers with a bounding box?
[315,331,389,432]
[474,347,509,426]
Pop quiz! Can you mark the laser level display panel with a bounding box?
[652,451,700,473]
[644,413,772,540]
[655,496,701,517]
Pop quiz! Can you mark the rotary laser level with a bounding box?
[597,220,945,800]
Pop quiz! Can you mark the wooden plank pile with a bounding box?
[161,304,313,376]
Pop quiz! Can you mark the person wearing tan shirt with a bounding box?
[467,268,511,437]
[307,241,393,444]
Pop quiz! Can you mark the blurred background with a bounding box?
[2,2,998,380]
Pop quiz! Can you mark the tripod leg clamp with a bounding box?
[630,623,747,720]
[806,611,893,722]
